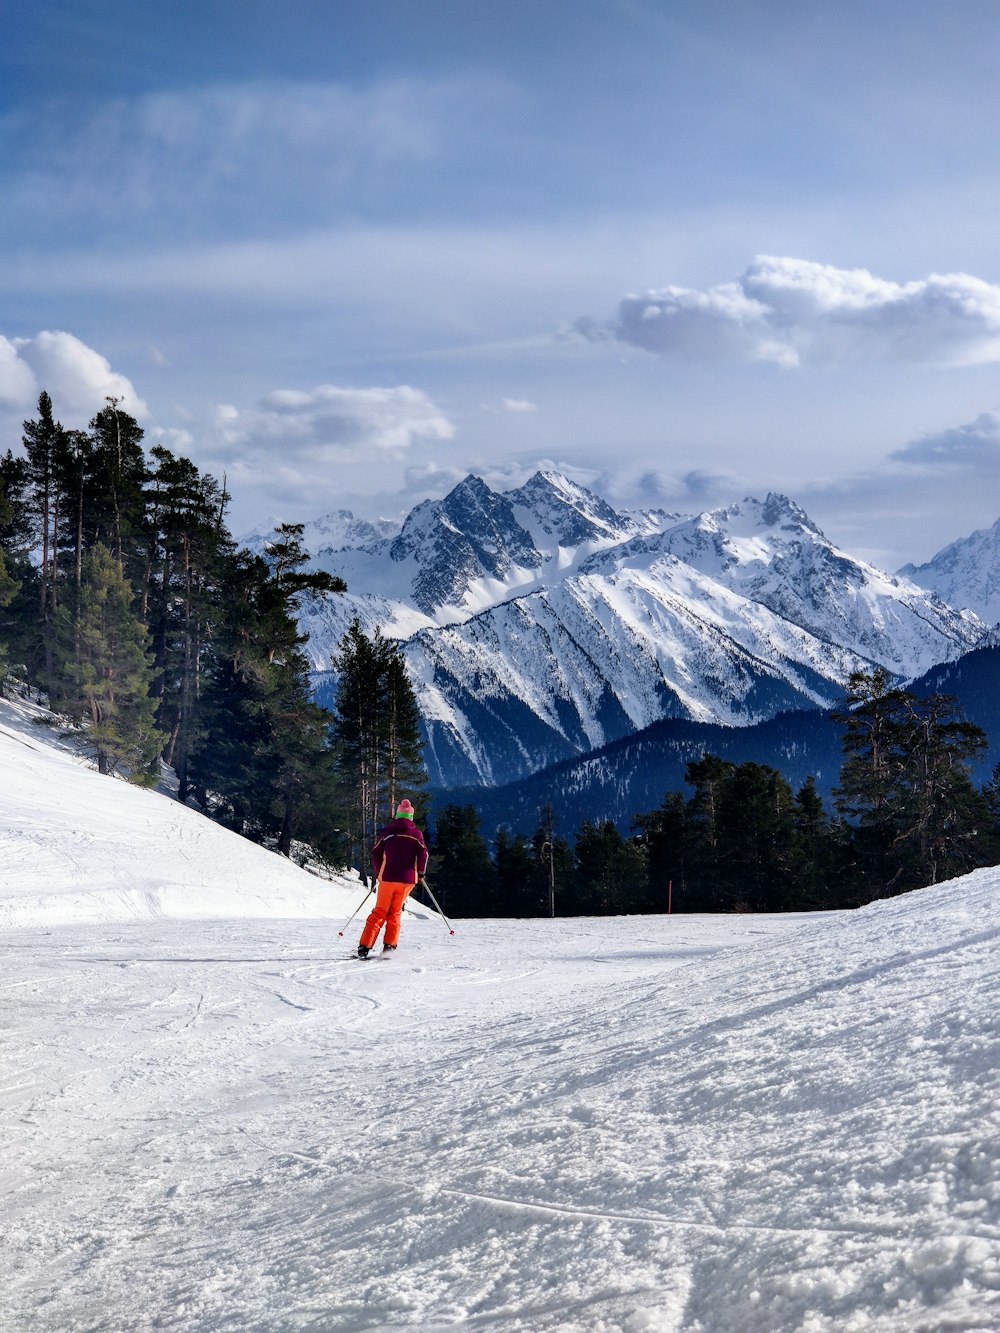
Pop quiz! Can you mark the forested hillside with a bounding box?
[0,390,425,871]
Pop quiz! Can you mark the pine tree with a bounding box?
[85,399,147,577]
[53,429,96,614]
[493,827,541,916]
[187,554,277,837]
[330,620,427,878]
[143,445,233,802]
[21,391,70,677]
[429,804,498,916]
[188,535,344,855]
[892,691,988,888]
[834,670,988,895]
[634,791,687,912]
[0,544,19,692]
[683,754,735,910]
[715,761,797,911]
[56,543,163,782]
[573,820,649,914]
[0,450,40,686]
[790,776,844,909]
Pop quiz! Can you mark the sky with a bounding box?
[3,0,1000,568]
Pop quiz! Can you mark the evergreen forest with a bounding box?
[0,391,425,875]
[430,668,1000,917]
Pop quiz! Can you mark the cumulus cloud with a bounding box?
[197,384,457,523]
[580,256,1000,368]
[0,330,146,422]
[0,337,38,408]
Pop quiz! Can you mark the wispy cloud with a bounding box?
[0,77,514,244]
[888,411,1000,467]
[795,408,1000,567]
[579,257,1000,369]
[481,397,540,414]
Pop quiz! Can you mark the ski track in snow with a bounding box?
[1,697,999,1331]
[3,905,999,1333]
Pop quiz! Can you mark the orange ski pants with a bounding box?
[359,881,415,950]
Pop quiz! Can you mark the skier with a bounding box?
[357,799,429,958]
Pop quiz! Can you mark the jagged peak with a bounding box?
[518,469,589,499]
[685,493,824,541]
[446,473,493,500]
[506,469,630,540]
[758,492,823,535]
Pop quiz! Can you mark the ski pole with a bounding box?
[418,878,456,936]
[337,885,375,937]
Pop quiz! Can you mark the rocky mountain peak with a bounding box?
[900,515,1000,624]
[759,492,823,535]
[389,475,542,613]
[507,469,635,545]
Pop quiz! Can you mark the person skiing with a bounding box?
[357,799,429,958]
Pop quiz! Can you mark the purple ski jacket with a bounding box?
[371,818,428,884]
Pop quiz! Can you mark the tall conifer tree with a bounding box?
[330,620,427,877]
[56,543,163,781]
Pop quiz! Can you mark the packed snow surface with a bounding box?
[2,699,998,1332]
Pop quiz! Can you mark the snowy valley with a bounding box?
[2,695,998,1331]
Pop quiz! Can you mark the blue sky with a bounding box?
[3,0,1000,567]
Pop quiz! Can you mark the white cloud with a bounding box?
[403,462,468,494]
[148,425,195,455]
[500,398,539,413]
[0,330,146,424]
[795,408,1000,568]
[197,383,457,523]
[583,256,1000,368]
[215,384,455,465]
[0,336,38,408]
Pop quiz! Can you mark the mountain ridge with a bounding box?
[265,472,988,788]
[899,516,1000,625]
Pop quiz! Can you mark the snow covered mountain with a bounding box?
[899,515,1000,625]
[458,643,1000,839]
[241,508,401,558]
[286,474,985,788]
[296,469,674,643]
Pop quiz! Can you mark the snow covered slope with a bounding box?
[900,514,1000,625]
[1,700,998,1331]
[0,697,362,926]
[653,494,979,673]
